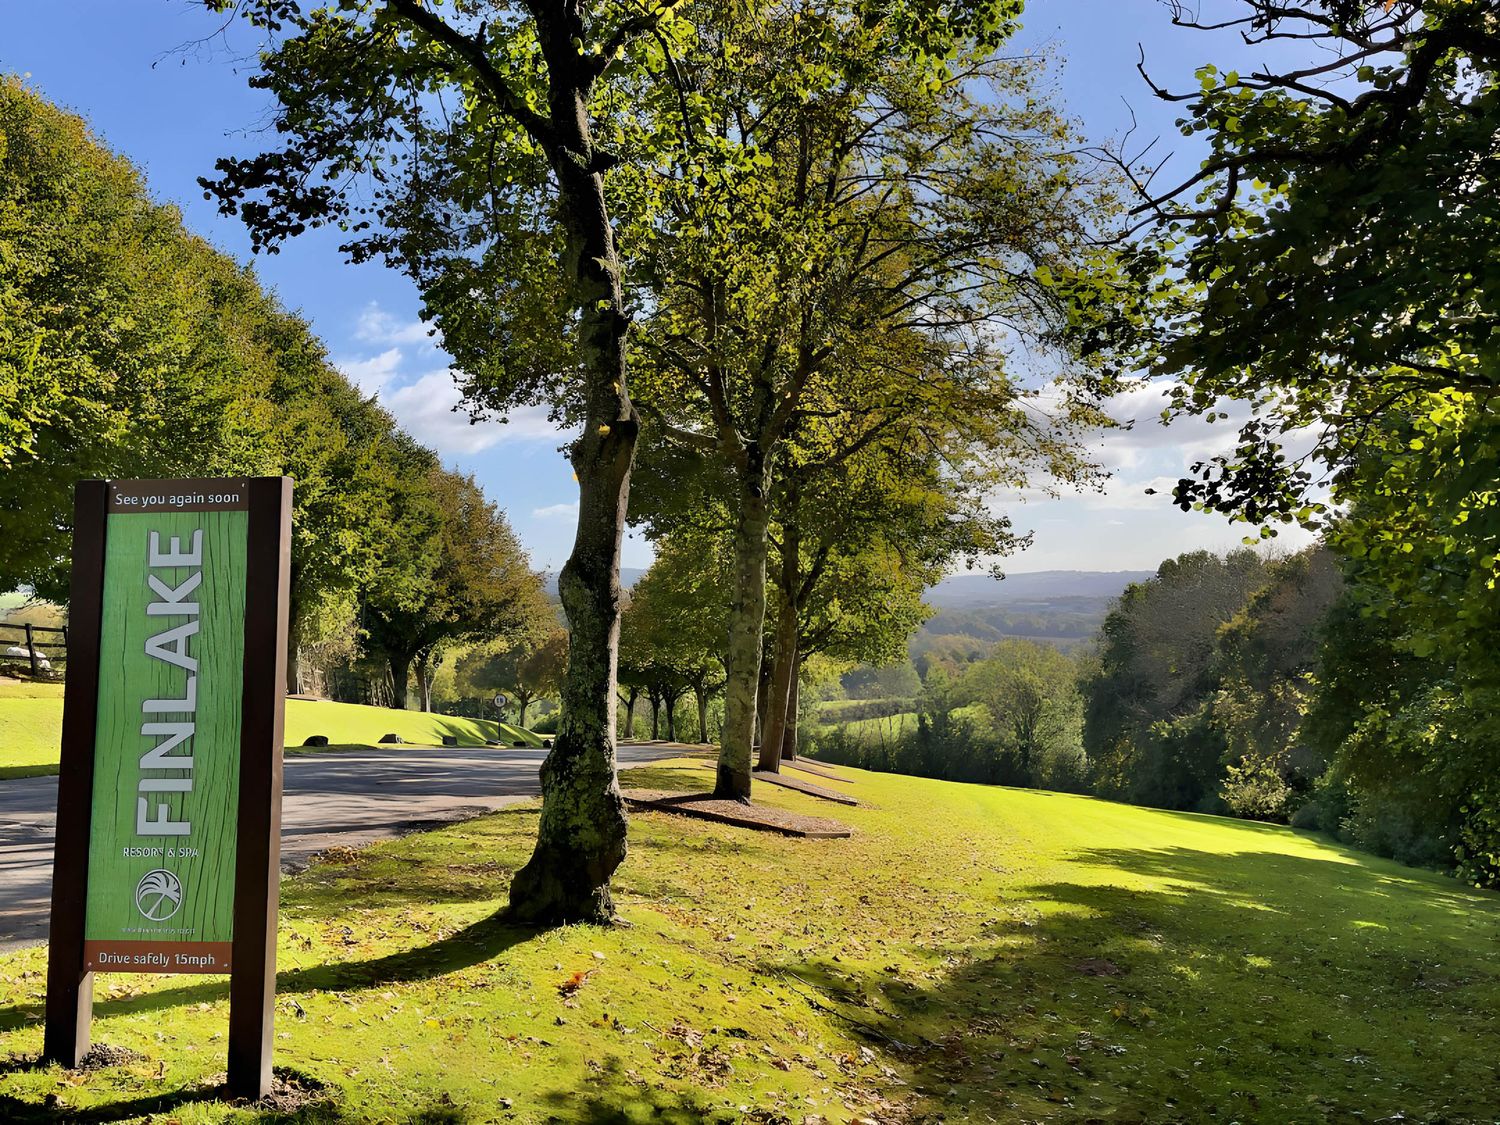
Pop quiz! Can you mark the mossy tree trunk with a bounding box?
[620,685,638,740]
[757,593,799,772]
[783,658,801,761]
[717,451,771,800]
[415,650,433,712]
[389,650,412,711]
[504,59,637,924]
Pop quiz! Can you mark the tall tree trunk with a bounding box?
[286,594,303,696]
[416,652,433,712]
[755,655,773,748]
[695,684,708,744]
[665,693,678,742]
[651,691,661,739]
[758,594,799,772]
[518,692,531,729]
[622,686,638,740]
[782,651,802,762]
[389,651,411,711]
[717,458,772,800]
[504,134,637,925]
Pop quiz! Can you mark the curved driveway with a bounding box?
[0,742,678,951]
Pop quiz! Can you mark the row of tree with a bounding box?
[197,0,1133,921]
[809,1,1498,892]
[0,76,550,712]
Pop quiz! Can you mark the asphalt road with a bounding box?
[0,742,678,951]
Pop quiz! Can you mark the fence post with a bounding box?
[25,623,38,677]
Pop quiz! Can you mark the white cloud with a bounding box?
[532,502,580,520]
[381,371,503,454]
[381,371,571,453]
[337,348,403,397]
[355,302,439,348]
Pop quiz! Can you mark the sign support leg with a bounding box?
[227,477,291,1099]
[43,481,108,1067]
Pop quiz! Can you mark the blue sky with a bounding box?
[2,1,1315,574]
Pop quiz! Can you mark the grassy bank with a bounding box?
[0,681,539,779]
[0,761,1496,1121]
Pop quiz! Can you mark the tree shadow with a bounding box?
[0,1064,344,1123]
[0,913,534,1034]
[762,844,1500,1121]
[533,1054,736,1124]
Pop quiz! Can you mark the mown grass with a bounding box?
[810,704,987,743]
[0,681,66,779]
[1,761,1497,1122]
[0,682,539,778]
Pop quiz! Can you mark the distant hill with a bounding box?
[927,570,1154,608]
[912,570,1155,661]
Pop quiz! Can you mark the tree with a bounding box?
[619,537,727,743]
[0,77,262,597]
[200,0,684,921]
[1114,3,1500,702]
[625,1,1116,795]
[1209,547,1341,820]
[466,629,569,728]
[755,418,1035,771]
[1082,550,1270,808]
[364,467,544,710]
[960,639,1081,782]
[203,0,1067,914]
[0,76,440,698]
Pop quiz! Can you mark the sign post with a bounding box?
[44,478,291,1099]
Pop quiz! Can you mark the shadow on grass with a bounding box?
[0,1065,348,1124]
[534,1055,734,1124]
[0,914,533,1035]
[763,844,1500,1121]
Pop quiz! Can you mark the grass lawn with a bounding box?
[1,761,1496,1122]
[831,711,918,740]
[812,704,989,743]
[0,681,539,779]
[0,681,67,780]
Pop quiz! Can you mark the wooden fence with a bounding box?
[0,621,67,676]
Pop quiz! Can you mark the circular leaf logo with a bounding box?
[134,869,183,922]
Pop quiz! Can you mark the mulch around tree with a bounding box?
[622,789,853,838]
[781,758,855,784]
[690,761,860,805]
[750,768,860,806]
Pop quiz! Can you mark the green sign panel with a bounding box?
[82,486,250,973]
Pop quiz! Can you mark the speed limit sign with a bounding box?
[492,694,508,710]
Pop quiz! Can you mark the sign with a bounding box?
[83,489,250,973]
[45,478,291,1098]
[493,693,509,710]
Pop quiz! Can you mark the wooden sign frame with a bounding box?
[44,477,292,1099]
